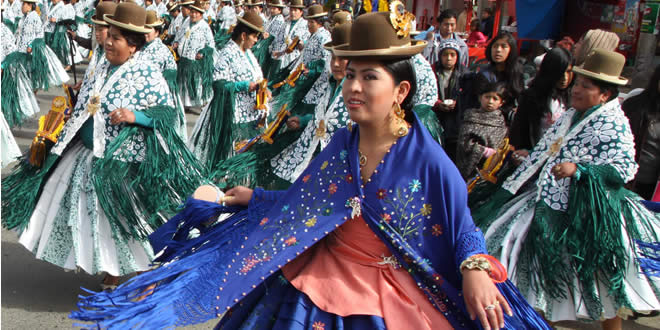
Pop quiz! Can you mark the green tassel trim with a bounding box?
[176,46,214,102]
[413,104,443,145]
[3,18,18,33]
[163,69,184,130]
[46,26,71,66]
[209,151,257,188]
[2,154,60,232]
[468,162,517,209]
[471,188,514,228]
[28,38,52,90]
[519,164,660,313]
[92,105,208,240]
[252,35,274,76]
[270,59,324,118]
[1,52,31,127]
[189,80,237,170]
[214,31,232,50]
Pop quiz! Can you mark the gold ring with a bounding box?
[484,304,496,311]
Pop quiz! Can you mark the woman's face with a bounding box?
[21,2,31,14]
[342,61,410,126]
[189,9,202,22]
[269,6,281,15]
[242,32,258,49]
[290,8,302,20]
[490,38,511,64]
[556,65,574,90]
[94,25,109,46]
[330,53,348,81]
[307,19,320,34]
[105,26,137,66]
[571,75,610,111]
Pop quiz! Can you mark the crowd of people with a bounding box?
[0,0,659,329]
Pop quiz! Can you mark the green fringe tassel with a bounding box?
[29,38,52,90]
[92,105,208,240]
[209,151,257,188]
[162,69,184,130]
[214,31,232,50]
[2,154,60,232]
[468,162,517,209]
[413,104,443,145]
[176,46,214,103]
[471,188,514,228]
[252,36,274,76]
[1,52,30,127]
[189,80,237,170]
[3,18,18,33]
[46,26,71,66]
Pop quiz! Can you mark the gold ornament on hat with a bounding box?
[389,0,414,38]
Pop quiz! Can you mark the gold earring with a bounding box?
[393,102,405,119]
[391,103,409,137]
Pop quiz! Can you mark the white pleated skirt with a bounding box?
[1,112,22,167]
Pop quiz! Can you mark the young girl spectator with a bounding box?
[466,19,487,46]
[433,39,465,159]
[456,82,508,180]
[509,47,573,162]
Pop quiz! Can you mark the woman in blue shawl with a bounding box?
[71,7,549,330]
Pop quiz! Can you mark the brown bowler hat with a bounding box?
[304,4,326,19]
[268,0,285,8]
[288,0,304,9]
[145,10,163,27]
[332,12,426,60]
[167,2,179,12]
[332,10,350,26]
[572,48,628,86]
[189,0,205,13]
[245,0,263,7]
[324,22,350,50]
[91,1,117,25]
[237,10,264,32]
[179,0,195,6]
[104,2,152,33]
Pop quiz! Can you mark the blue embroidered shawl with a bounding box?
[72,114,548,329]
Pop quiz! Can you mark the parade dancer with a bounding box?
[269,0,309,84]
[71,11,551,330]
[189,11,264,169]
[163,1,181,45]
[215,0,235,34]
[44,0,81,69]
[139,10,187,139]
[174,0,215,109]
[258,0,285,77]
[2,2,205,291]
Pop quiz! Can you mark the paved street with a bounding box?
[2,66,659,329]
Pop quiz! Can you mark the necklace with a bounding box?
[357,140,398,184]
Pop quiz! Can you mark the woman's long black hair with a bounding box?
[381,57,417,123]
[484,32,524,99]
[525,47,574,121]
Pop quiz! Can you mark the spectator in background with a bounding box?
[573,29,619,66]
[622,64,660,200]
[424,9,468,68]
[466,19,487,46]
[480,7,494,39]
[509,47,574,163]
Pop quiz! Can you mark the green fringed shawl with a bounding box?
[176,46,214,102]
[251,35,274,75]
[46,25,71,66]
[162,69,184,129]
[2,154,60,232]
[190,80,237,170]
[29,38,52,90]
[2,106,208,241]
[467,163,517,209]
[3,18,18,33]
[412,104,443,145]
[209,151,257,189]
[270,59,324,118]
[92,105,207,240]
[214,30,232,50]
[1,52,30,127]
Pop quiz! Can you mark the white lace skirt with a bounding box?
[1,112,22,167]
[483,190,660,322]
[43,45,70,87]
[18,142,154,276]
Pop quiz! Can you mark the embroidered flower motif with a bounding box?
[339,150,348,160]
[327,183,338,195]
[259,217,269,226]
[284,236,297,246]
[312,321,325,330]
[322,207,333,216]
[240,255,262,274]
[431,224,443,236]
[321,161,329,170]
[305,217,317,227]
[381,213,392,224]
[345,174,353,183]
[421,204,432,216]
[302,174,311,183]
[409,179,422,192]
[377,189,387,199]
[281,204,290,212]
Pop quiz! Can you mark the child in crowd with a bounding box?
[433,39,465,160]
[466,19,487,46]
[456,82,508,180]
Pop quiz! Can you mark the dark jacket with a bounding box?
[622,93,660,190]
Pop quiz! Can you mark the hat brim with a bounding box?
[22,0,38,3]
[104,14,153,33]
[268,3,286,7]
[91,16,109,25]
[572,66,628,86]
[332,40,427,60]
[237,16,264,32]
[146,19,164,27]
[324,41,347,50]
[289,5,305,8]
[304,11,327,19]
[189,5,205,12]
[168,4,179,11]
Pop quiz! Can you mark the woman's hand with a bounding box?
[463,270,512,330]
[172,42,179,50]
[195,53,203,60]
[223,186,254,206]
[286,116,300,130]
[551,162,577,179]
[109,108,136,125]
[262,32,270,38]
[72,81,83,91]
[27,47,32,53]
[248,81,258,92]
[50,17,56,23]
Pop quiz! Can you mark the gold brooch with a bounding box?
[389,0,415,38]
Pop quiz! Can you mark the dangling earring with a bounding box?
[392,102,409,137]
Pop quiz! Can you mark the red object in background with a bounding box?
[653,181,660,202]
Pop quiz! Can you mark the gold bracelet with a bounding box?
[459,254,492,275]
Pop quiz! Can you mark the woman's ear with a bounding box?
[396,81,411,104]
